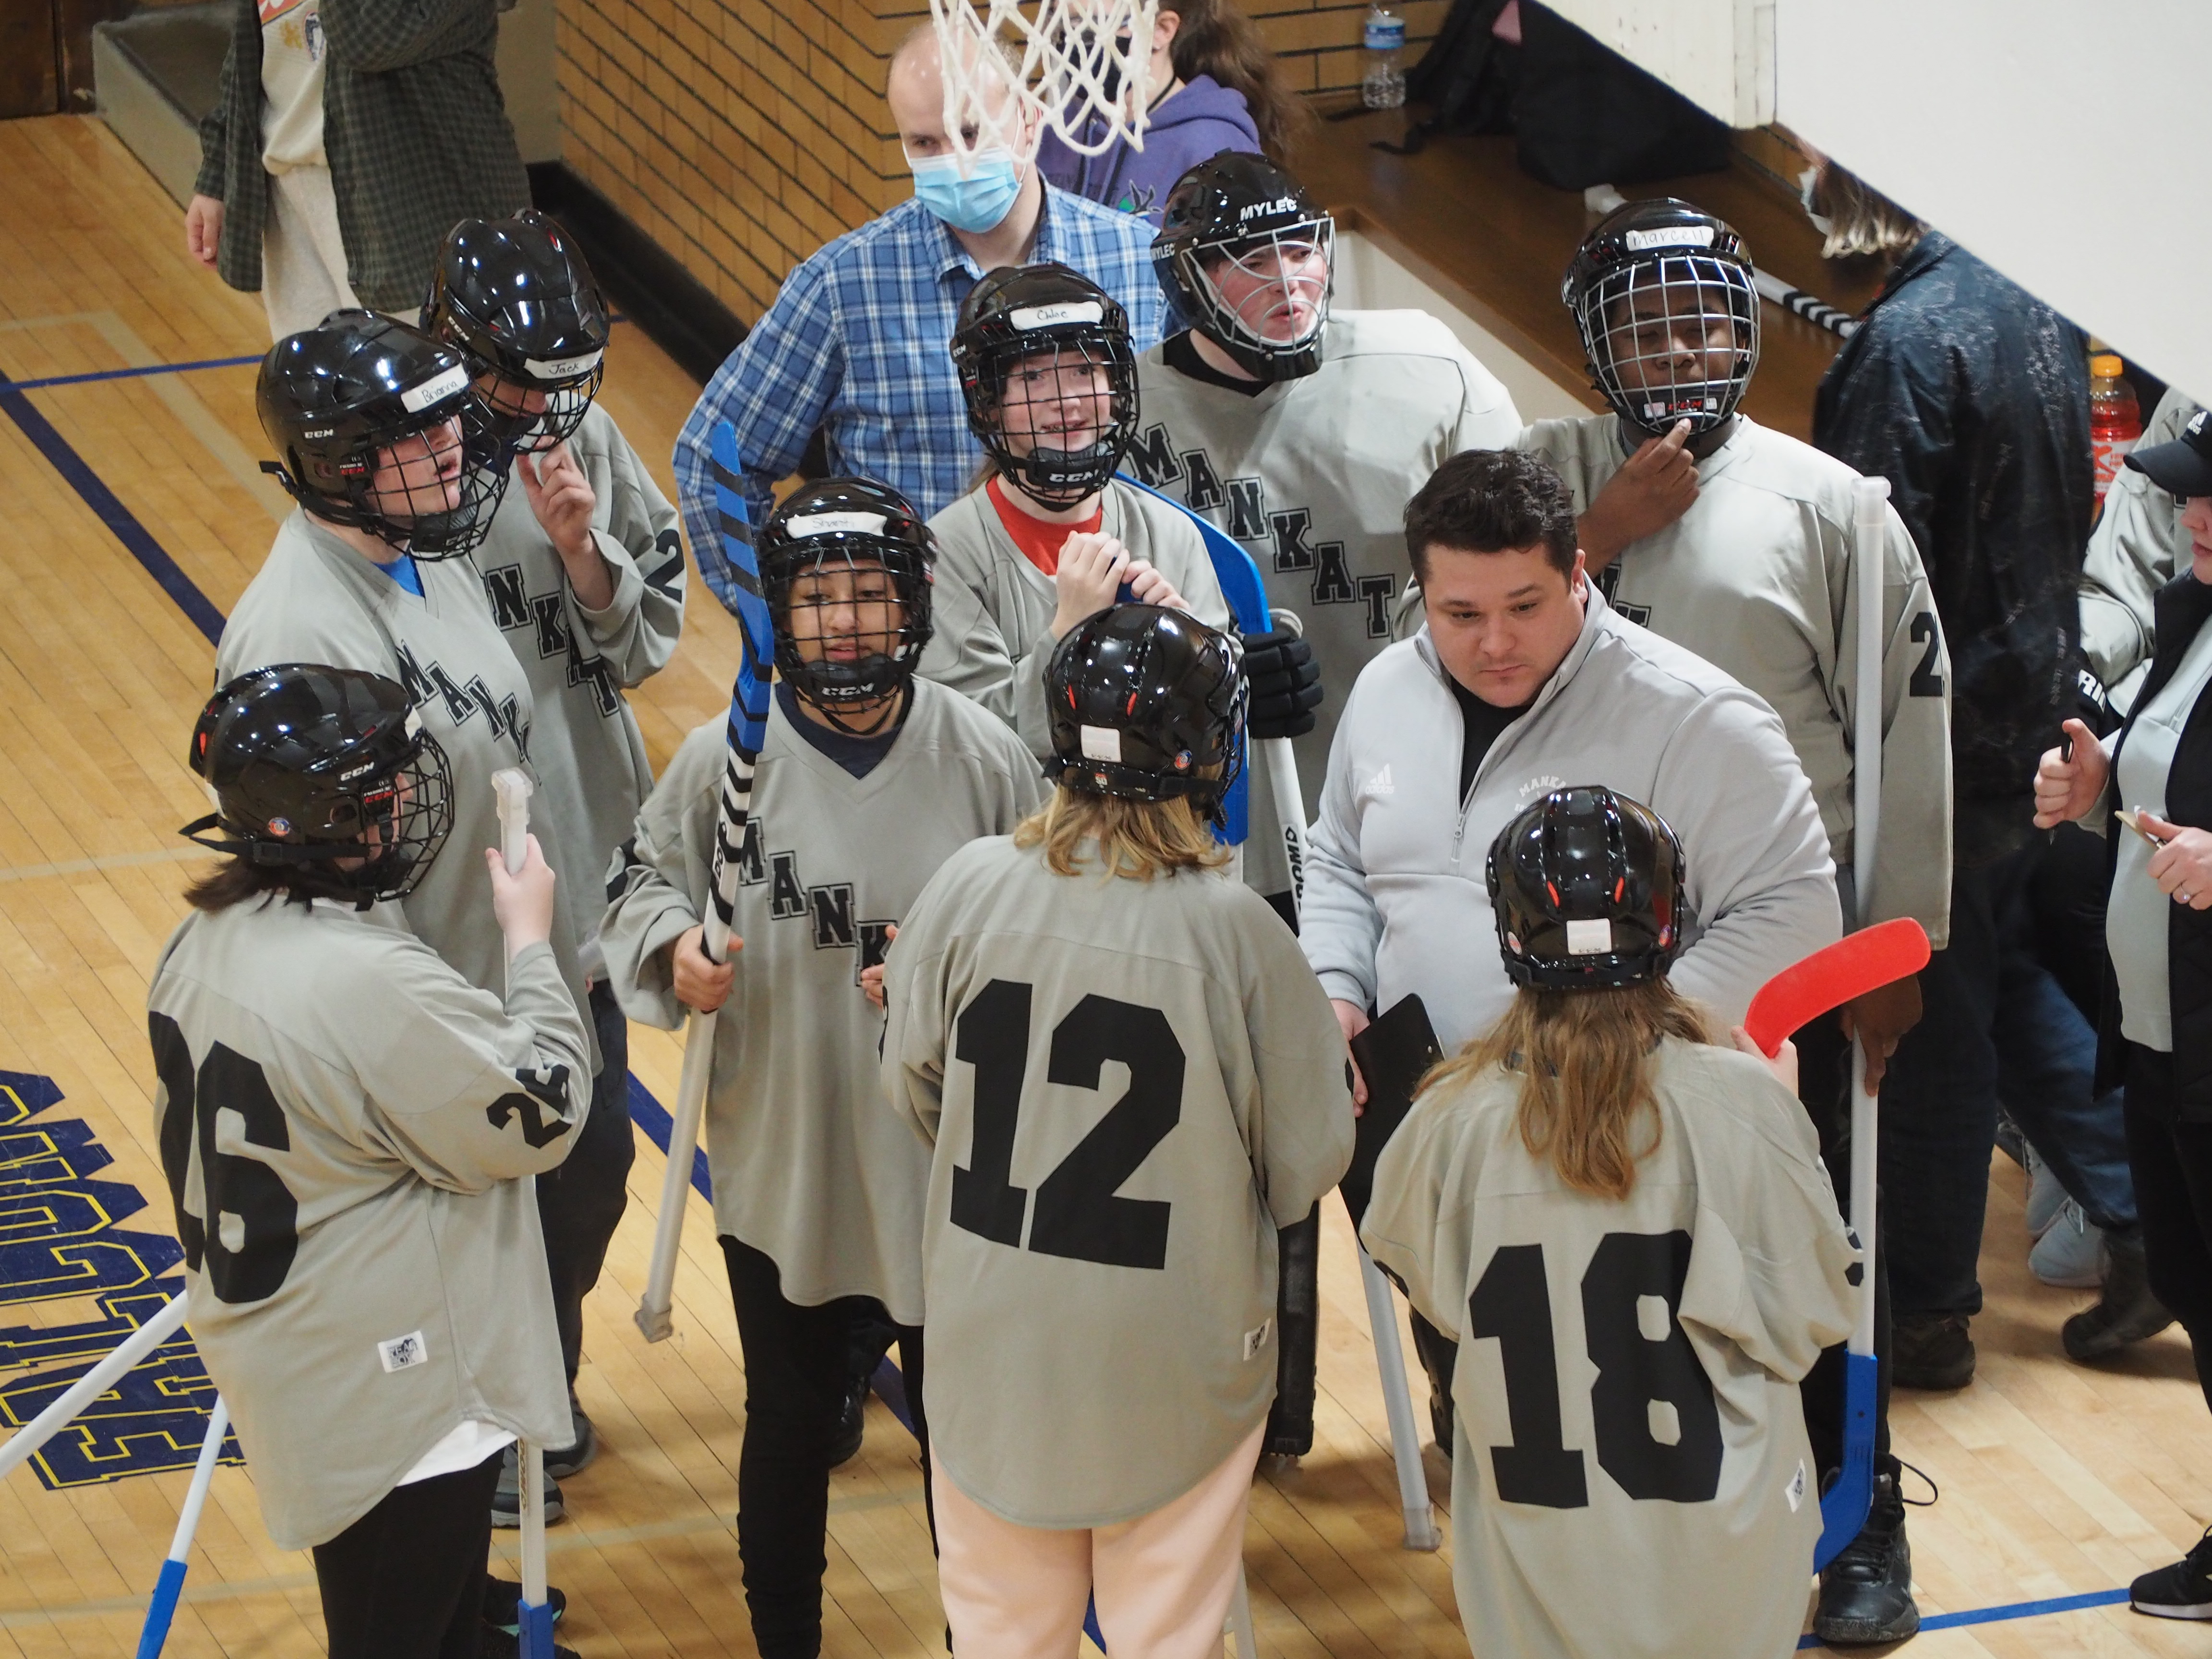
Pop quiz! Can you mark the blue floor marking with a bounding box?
[1797,1586,2132,1647]
[623,1071,712,1200]
[0,371,227,644]
[7,354,262,392]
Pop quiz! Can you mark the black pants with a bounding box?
[722,1236,929,1659]
[536,983,637,1384]
[2123,1045,2212,1415]
[312,1451,502,1659]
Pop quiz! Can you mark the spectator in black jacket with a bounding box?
[1808,159,2092,1646]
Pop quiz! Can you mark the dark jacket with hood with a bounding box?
[1813,231,2091,864]
[1035,74,1260,225]
[2096,573,2212,1119]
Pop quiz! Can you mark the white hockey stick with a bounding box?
[0,1292,188,1481]
[134,1395,228,1659]
[493,768,556,1659]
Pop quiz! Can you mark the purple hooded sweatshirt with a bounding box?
[1034,74,1261,226]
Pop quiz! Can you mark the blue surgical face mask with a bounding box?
[910,148,1023,234]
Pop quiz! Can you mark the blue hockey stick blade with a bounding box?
[708,421,774,752]
[1812,1349,1879,1571]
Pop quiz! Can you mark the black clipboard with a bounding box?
[1339,994,1445,1232]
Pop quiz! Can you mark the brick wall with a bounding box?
[552,0,1442,328]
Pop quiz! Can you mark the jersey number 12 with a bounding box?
[1466,1233,1722,1507]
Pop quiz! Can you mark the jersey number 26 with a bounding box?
[949,979,1184,1272]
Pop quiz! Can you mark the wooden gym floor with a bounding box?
[0,113,2208,1659]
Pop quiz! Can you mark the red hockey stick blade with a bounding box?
[1743,919,1932,1057]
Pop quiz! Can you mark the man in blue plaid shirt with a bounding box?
[676,29,1167,610]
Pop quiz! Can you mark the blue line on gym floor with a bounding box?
[6,353,263,392]
[0,362,2164,1651]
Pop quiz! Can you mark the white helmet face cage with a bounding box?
[1180,218,1334,376]
[1575,254,1759,436]
[979,332,1136,507]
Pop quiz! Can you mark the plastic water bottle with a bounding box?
[1361,3,1406,109]
[2089,351,2141,513]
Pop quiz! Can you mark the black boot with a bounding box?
[1891,1312,1974,1390]
[2064,1230,2175,1361]
[1815,1458,1920,1645]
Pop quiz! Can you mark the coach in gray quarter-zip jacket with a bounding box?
[1302,449,1840,1061]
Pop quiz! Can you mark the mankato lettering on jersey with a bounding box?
[1133,310,1523,824]
[881,836,1354,1527]
[147,903,591,1551]
[919,479,1230,760]
[1362,1036,1855,1659]
[469,402,685,979]
[1517,414,1953,945]
[217,512,597,1063]
[601,682,1043,1319]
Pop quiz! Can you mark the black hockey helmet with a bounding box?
[759,478,937,728]
[256,310,509,558]
[1153,153,1333,383]
[423,209,610,452]
[1562,198,1759,439]
[181,663,454,905]
[1044,604,1246,823]
[950,263,1138,508]
[1487,786,1685,989]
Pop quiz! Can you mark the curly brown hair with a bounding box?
[1163,0,1314,164]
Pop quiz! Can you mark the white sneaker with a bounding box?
[2030,1199,2105,1289]
[2024,1145,2069,1239]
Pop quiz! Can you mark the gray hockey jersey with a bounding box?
[881,836,1355,1527]
[1519,414,1951,945]
[2081,386,2197,712]
[469,403,685,979]
[601,683,1043,1318]
[918,479,1231,761]
[1132,310,1524,823]
[148,899,590,1551]
[1362,1036,1855,1659]
[217,512,595,1064]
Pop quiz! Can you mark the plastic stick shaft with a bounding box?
[134,1396,228,1659]
[0,1293,188,1481]
[518,1439,553,1659]
[1358,1245,1440,1550]
[1262,736,1307,914]
[635,1005,716,1342]
[1847,475,1889,1358]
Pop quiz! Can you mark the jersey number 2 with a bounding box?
[149,1013,300,1304]
[950,979,1184,1270]
[1466,1233,1721,1507]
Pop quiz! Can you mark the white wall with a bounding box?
[1335,230,1593,421]
[1544,0,1773,127]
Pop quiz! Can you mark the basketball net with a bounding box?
[927,0,1161,163]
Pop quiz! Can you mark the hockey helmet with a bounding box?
[1044,603,1246,822]
[256,311,509,558]
[950,263,1138,508]
[1562,198,1759,439]
[423,210,610,451]
[1487,786,1685,989]
[181,663,454,905]
[760,478,937,728]
[1153,154,1333,383]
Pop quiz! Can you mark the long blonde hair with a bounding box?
[1013,782,1229,878]
[1812,162,1927,265]
[1423,979,1711,1200]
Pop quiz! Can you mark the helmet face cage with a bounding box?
[961,321,1138,508]
[1573,252,1759,437]
[1163,216,1335,383]
[459,343,605,455]
[762,516,936,730]
[275,393,509,561]
[1486,787,1685,990]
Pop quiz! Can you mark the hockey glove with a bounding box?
[1243,628,1323,741]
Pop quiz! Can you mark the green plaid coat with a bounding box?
[195,0,530,313]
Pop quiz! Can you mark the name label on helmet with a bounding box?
[1080,724,1123,762]
[399,363,470,413]
[787,510,888,538]
[1239,196,1299,222]
[1566,917,1614,956]
[1009,301,1103,332]
[524,349,604,382]
[1622,225,1717,252]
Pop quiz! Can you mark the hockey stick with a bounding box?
[133,1395,228,1659]
[493,769,557,1659]
[0,1292,188,1481]
[1122,474,1438,1550]
[1752,267,1859,339]
[636,421,773,1345]
[1741,920,1930,1056]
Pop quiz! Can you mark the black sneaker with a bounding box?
[490,1442,565,1530]
[543,1393,598,1480]
[830,1379,865,1468]
[1815,1462,1920,1645]
[481,1575,567,1636]
[2064,1232,2176,1362]
[1428,1386,1454,1459]
[2131,1527,2212,1619]
[1892,1312,1975,1390]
